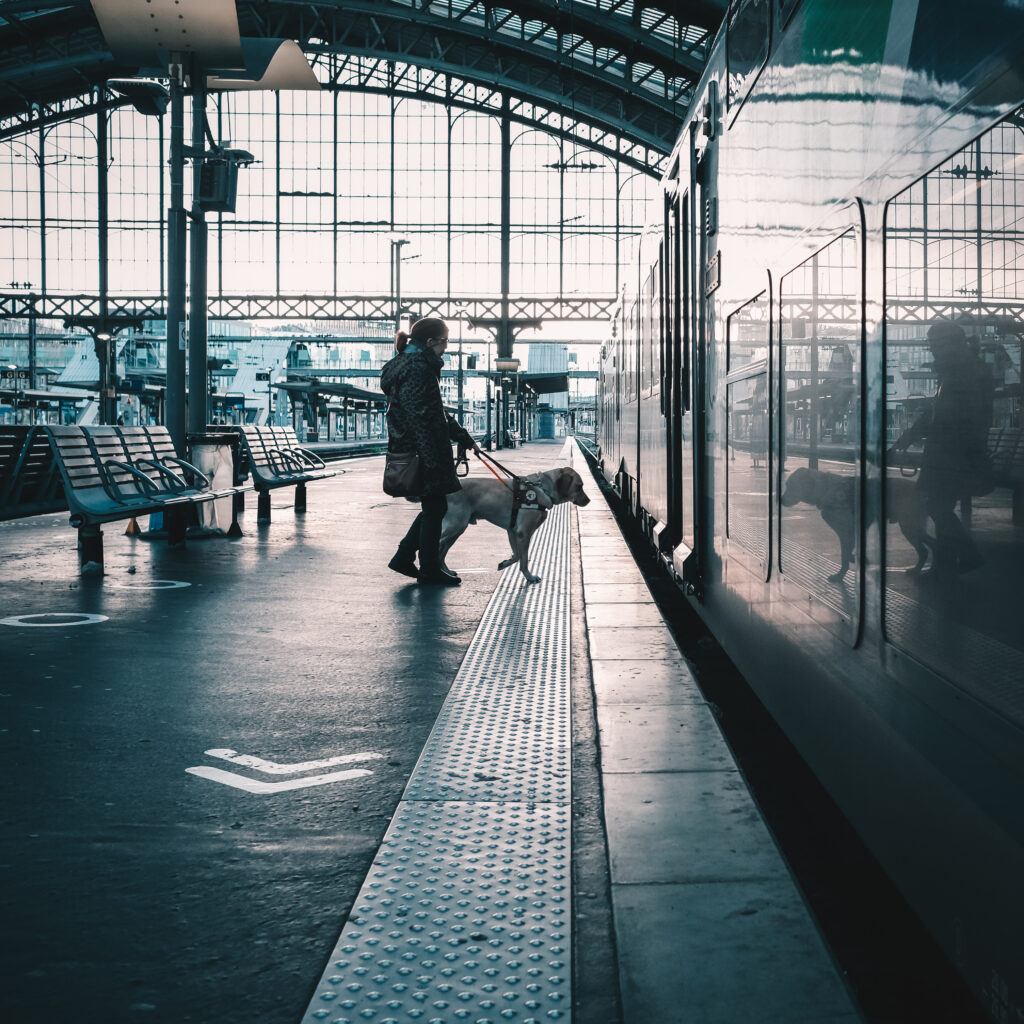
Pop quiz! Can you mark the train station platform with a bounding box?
[0,438,858,1024]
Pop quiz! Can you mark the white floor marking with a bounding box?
[1,612,108,627]
[204,747,384,774]
[185,765,373,793]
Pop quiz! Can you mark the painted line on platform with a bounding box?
[185,765,373,793]
[205,748,384,775]
[104,579,192,590]
[1,612,108,627]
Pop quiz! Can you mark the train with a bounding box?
[595,1,1024,1019]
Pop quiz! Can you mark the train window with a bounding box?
[728,288,769,372]
[641,267,655,396]
[727,0,770,115]
[726,292,770,567]
[777,0,801,28]
[779,229,861,633]
[883,109,1024,728]
[653,246,662,398]
[626,299,639,403]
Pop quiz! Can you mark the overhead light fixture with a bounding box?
[109,79,170,117]
[90,0,243,70]
[206,39,320,91]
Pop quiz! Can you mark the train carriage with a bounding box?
[596,0,1024,1017]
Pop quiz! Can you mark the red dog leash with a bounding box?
[474,449,515,489]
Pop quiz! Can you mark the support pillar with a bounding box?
[188,63,209,434]
[166,62,187,456]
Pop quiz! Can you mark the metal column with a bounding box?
[188,65,209,434]
[166,64,187,456]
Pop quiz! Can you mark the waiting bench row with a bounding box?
[0,424,338,573]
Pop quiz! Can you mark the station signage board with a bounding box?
[0,368,31,387]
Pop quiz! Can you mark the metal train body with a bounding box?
[597,0,1024,1017]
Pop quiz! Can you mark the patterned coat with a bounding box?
[380,347,475,497]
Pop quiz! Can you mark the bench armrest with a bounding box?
[291,445,327,469]
[268,448,315,474]
[157,455,212,490]
[136,454,211,489]
[132,457,193,492]
[103,460,160,501]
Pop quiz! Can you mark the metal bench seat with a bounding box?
[0,425,66,521]
[38,425,249,573]
[233,425,338,524]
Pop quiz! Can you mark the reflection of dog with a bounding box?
[439,466,591,583]
[781,467,931,581]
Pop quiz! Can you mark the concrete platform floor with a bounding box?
[0,444,525,1022]
[0,438,856,1024]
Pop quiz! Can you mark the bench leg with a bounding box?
[258,490,271,525]
[295,481,307,513]
[78,525,104,576]
[227,500,243,539]
[166,508,187,548]
[234,491,245,514]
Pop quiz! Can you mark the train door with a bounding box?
[664,169,689,559]
[677,88,718,596]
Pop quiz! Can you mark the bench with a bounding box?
[988,427,1024,523]
[44,424,248,573]
[506,430,522,448]
[1,425,66,521]
[231,425,337,524]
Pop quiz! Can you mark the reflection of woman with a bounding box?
[380,317,479,586]
[892,321,992,576]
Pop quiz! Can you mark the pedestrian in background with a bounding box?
[380,316,480,585]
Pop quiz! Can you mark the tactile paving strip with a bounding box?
[307,802,571,1024]
[305,502,573,1023]
[406,504,570,804]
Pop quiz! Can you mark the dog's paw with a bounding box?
[826,570,848,583]
[523,574,541,584]
[498,557,515,570]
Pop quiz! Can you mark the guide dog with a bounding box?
[781,466,932,581]
[439,465,591,583]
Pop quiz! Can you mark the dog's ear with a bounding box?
[557,468,576,498]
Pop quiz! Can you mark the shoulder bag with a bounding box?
[382,396,423,497]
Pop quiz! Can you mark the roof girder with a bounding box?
[0,0,723,154]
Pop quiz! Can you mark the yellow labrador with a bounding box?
[440,466,591,583]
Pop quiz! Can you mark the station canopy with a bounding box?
[0,1,727,158]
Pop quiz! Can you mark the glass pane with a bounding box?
[728,290,768,371]
[727,373,769,563]
[727,0,770,112]
[780,229,860,626]
[884,110,1024,729]
[641,266,654,394]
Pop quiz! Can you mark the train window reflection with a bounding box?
[641,265,655,395]
[727,0,771,115]
[883,109,1024,728]
[727,292,770,567]
[779,229,861,631]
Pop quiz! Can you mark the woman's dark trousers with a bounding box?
[396,494,448,571]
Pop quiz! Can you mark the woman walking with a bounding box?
[380,316,480,585]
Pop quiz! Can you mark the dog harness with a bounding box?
[472,449,548,531]
[510,477,547,531]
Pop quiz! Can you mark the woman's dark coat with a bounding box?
[380,347,475,497]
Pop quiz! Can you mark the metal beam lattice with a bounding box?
[0,292,618,323]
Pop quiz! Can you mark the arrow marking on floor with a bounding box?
[186,765,373,793]
[204,748,384,775]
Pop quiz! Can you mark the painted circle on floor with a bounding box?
[104,579,192,590]
[0,612,109,627]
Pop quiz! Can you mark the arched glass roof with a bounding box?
[0,0,727,157]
